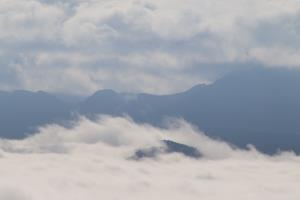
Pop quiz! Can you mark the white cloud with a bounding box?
[1,0,300,94]
[0,0,65,41]
[250,47,300,68]
[0,116,299,200]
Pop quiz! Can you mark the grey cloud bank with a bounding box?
[1,0,300,94]
[0,116,299,200]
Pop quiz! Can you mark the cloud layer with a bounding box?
[0,116,299,200]
[1,0,300,94]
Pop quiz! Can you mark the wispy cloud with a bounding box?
[0,116,298,200]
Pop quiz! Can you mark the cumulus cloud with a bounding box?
[0,116,299,200]
[1,0,300,94]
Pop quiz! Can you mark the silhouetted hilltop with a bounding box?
[1,68,300,153]
[0,90,70,138]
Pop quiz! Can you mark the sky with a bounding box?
[0,116,299,200]
[1,0,300,95]
[2,1,300,198]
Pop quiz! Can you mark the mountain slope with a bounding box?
[80,68,300,153]
[0,68,300,153]
[0,90,71,138]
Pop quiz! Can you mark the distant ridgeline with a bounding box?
[1,68,300,154]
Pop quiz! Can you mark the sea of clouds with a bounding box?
[0,116,299,200]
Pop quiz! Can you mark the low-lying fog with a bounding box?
[0,116,299,200]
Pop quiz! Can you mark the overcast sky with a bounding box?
[1,0,300,95]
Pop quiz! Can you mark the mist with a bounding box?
[0,116,299,200]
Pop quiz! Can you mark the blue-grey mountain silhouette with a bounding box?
[131,140,202,160]
[0,90,71,138]
[79,68,300,153]
[1,68,300,154]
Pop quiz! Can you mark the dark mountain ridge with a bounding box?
[0,68,300,153]
[0,90,71,138]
